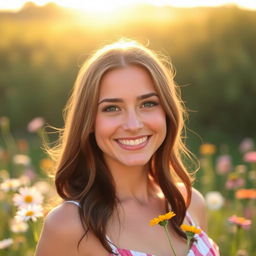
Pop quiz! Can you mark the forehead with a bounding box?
[98,65,156,99]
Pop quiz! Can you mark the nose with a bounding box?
[122,109,143,131]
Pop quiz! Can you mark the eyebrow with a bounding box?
[98,92,158,105]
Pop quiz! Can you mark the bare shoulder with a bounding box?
[188,188,207,231]
[176,183,207,231]
[44,202,84,235]
[35,202,84,256]
[35,202,109,256]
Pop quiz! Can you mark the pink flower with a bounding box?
[228,215,251,230]
[216,155,232,174]
[239,138,254,153]
[27,117,45,132]
[225,173,244,190]
[243,151,256,163]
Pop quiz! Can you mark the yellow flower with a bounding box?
[199,143,216,155]
[40,158,54,173]
[181,224,202,254]
[149,211,176,226]
[149,211,178,256]
[150,218,161,226]
[180,224,201,234]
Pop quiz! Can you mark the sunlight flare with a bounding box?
[1,0,256,12]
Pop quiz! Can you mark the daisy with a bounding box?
[13,186,43,207]
[10,218,29,233]
[0,178,21,192]
[15,204,43,222]
[13,154,31,166]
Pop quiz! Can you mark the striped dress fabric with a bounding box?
[64,201,219,256]
[108,213,220,256]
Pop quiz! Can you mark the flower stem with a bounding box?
[164,225,177,256]
[236,226,241,252]
[185,238,191,255]
[29,221,39,244]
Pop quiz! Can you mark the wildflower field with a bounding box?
[0,116,255,256]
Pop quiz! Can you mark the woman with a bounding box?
[35,39,219,256]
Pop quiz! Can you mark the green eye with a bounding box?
[142,101,158,108]
[102,106,120,112]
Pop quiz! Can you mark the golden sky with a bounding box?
[0,0,255,12]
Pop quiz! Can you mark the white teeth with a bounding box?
[118,136,148,146]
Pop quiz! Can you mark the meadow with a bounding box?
[0,2,256,255]
[0,117,255,255]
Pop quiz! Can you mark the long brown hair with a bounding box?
[46,39,197,252]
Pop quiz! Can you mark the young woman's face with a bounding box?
[95,65,167,168]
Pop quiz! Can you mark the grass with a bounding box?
[0,117,255,255]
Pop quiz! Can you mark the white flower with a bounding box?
[0,238,13,249]
[33,181,51,194]
[205,191,224,210]
[239,137,254,153]
[13,186,43,207]
[19,175,31,186]
[0,178,21,192]
[13,154,31,166]
[10,218,29,233]
[15,204,43,222]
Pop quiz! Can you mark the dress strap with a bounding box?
[64,201,119,254]
[63,200,80,207]
[106,235,119,254]
[185,211,196,226]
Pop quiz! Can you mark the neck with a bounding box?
[107,161,154,204]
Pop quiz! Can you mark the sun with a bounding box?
[1,0,256,13]
[54,0,139,14]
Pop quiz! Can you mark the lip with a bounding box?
[115,135,151,151]
[115,135,149,140]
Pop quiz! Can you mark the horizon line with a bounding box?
[0,1,255,12]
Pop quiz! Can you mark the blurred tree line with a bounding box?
[0,2,255,142]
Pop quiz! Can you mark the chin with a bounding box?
[120,157,151,167]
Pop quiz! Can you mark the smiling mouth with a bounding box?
[116,136,150,147]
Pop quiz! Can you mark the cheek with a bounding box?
[146,110,167,135]
[94,115,120,143]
